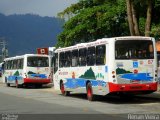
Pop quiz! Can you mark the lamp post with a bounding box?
[0,37,8,62]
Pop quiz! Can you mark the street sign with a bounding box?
[37,48,49,55]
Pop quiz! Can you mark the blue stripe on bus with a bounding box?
[120,73,153,81]
[64,78,106,89]
[29,74,47,78]
[8,76,23,81]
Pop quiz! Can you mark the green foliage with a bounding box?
[139,17,146,36]
[132,0,160,37]
[151,1,160,38]
[150,24,160,40]
[57,0,129,47]
[57,0,160,47]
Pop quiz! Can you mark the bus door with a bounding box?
[53,53,60,90]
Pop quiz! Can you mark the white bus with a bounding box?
[53,36,158,101]
[2,54,52,88]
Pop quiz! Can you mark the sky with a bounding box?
[0,0,78,17]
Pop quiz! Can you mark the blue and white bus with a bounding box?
[53,36,158,101]
[2,54,52,88]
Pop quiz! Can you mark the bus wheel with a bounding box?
[6,83,10,87]
[15,80,20,88]
[5,78,10,87]
[86,82,95,101]
[60,82,70,96]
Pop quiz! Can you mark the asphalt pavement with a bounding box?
[0,80,160,98]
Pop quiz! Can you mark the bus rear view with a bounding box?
[24,55,52,87]
[3,54,52,88]
[109,37,158,94]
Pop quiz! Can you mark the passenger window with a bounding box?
[14,60,18,69]
[87,47,96,66]
[54,53,58,73]
[8,61,11,69]
[79,48,87,66]
[10,60,14,69]
[59,52,65,68]
[4,61,6,70]
[7,61,10,69]
[96,45,106,65]
[72,50,78,67]
[20,59,24,69]
[64,51,71,67]
[17,59,23,69]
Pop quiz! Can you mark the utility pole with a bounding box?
[0,37,8,62]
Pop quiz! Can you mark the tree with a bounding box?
[126,0,135,35]
[57,0,160,48]
[57,0,128,47]
[131,0,140,36]
[126,0,158,37]
[145,0,152,36]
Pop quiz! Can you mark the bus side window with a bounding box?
[20,59,24,69]
[17,59,23,69]
[13,60,18,69]
[64,51,71,67]
[79,48,87,66]
[7,61,10,69]
[51,57,54,67]
[54,53,58,73]
[17,59,20,69]
[4,61,7,70]
[59,52,64,68]
[87,47,96,66]
[96,45,106,65]
[72,50,78,67]
[10,60,14,69]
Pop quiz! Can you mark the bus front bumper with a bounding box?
[108,82,158,93]
[24,78,51,84]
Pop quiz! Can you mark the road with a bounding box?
[0,83,160,120]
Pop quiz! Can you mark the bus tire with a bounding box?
[6,83,10,87]
[86,82,95,101]
[60,82,70,96]
[15,80,20,88]
[24,84,28,88]
[5,78,10,87]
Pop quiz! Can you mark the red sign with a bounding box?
[37,48,49,55]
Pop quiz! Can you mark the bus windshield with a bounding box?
[115,40,154,59]
[27,56,49,67]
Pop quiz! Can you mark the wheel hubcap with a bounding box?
[87,87,92,97]
[61,83,65,94]
[16,80,18,86]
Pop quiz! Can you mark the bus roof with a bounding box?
[55,36,153,53]
[4,54,49,61]
[115,36,152,40]
[55,38,108,53]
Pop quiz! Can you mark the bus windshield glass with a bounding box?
[27,56,49,67]
[115,40,154,59]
